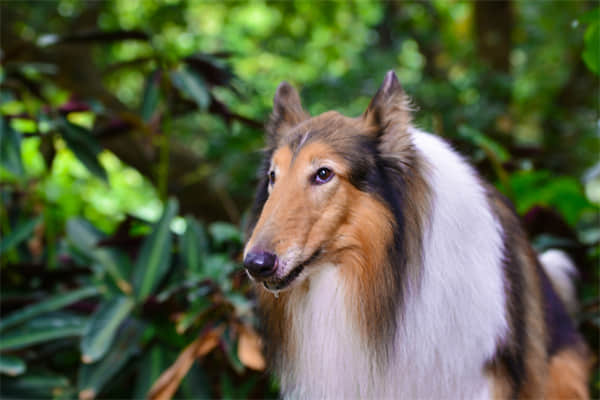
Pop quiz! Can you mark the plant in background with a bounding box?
[0,198,272,398]
[1,6,271,397]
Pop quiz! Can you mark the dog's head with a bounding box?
[244,71,413,292]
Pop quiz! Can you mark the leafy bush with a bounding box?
[1,201,274,398]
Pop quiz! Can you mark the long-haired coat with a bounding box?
[243,71,590,399]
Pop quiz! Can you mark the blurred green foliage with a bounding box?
[0,1,598,398]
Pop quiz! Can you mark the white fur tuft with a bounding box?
[539,249,579,316]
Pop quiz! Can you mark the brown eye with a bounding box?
[269,171,275,185]
[314,167,334,184]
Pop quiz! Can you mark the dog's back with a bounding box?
[486,188,590,398]
[244,71,590,398]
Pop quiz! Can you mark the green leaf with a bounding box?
[0,216,41,256]
[57,116,108,181]
[579,7,600,25]
[0,117,24,176]
[93,249,133,294]
[156,276,203,303]
[201,254,236,284]
[1,373,70,398]
[66,219,132,293]
[141,70,161,121]
[78,320,143,399]
[132,198,178,300]
[457,125,509,162]
[220,372,258,399]
[0,315,87,351]
[0,286,100,332]
[170,66,210,110]
[180,216,209,274]
[583,22,600,75]
[133,345,168,399]
[209,222,242,246]
[0,354,26,376]
[175,296,211,334]
[80,295,135,363]
[66,218,104,255]
[501,170,594,225]
[178,361,212,399]
[221,326,244,374]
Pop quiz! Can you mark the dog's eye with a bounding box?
[314,168,334,185]
[268,171,276,185]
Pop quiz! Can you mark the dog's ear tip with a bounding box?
[384,70,397,81]
[276,80,290,92]
[274,81,296,102]
[382,70,401,93]
[269,80,307,139]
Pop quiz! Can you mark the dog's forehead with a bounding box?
[271,146,293,169]
[271,140,337,169]
[279,111,364,157]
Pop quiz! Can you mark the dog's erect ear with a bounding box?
[266,82,309,146]
[362,71,412,154]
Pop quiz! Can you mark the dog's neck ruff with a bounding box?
[274,129,508,399]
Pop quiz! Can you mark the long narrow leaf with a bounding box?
[0,286,99,332]
[175,297,210,334]
[133,346,168,399]
[80,295,134,363]
[132,199,178,301]
[180,217,209,275]
[66,219,132,294]
[93,249,133,294]
[0,216,41,256]
[0,117,24,176]
[66,218,104,255]
[170,67,210,110]
[1,373,70,398]
[0,354,26,376]
[177,362,212,399]
[141,70,161,121]
[78,321,143,400]
[57,116,107,181]
[0,317,86,351]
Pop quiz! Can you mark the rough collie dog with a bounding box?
[243,71,590,399]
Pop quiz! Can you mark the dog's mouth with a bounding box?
[263,248,322,292]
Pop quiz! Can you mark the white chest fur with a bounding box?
[277,130,508,399]
[281,265,373,398]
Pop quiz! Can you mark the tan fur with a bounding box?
[247,142,356,259]
[519,246,549,399]
[251,140,395,367]
[545,344,591,400]
[334,186,396,346]
[489,364,515,400]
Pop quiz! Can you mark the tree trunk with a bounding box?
[473,0,513,73]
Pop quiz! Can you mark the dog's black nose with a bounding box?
[244,250,277,279]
